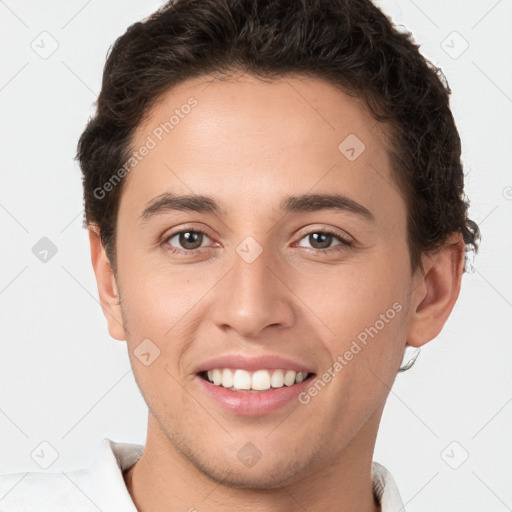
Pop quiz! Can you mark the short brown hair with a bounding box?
[76,0,480,272]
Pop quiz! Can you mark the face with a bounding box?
[98,73,430,488]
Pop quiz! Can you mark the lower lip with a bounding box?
[195,375,313,416]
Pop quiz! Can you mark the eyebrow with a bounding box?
[139,192,375,223]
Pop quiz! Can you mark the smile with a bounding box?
[200,368,313,392]
[194,353,317,415]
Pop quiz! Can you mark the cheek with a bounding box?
[116,258,219,386]
[116,243,198,327]
[117,271,199,412]
[295,255,408,342]
[298,251,411,402]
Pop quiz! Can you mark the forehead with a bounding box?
[121,72,403,222]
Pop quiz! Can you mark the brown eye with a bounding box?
[308,232,334,250]
[296,229,352,252]
[166,230,209,251]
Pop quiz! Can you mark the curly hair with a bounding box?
[76,0,480,273]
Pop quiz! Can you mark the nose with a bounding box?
[210,240,296,338]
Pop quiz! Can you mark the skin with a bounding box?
[89,72,465,512]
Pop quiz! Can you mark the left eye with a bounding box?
[165,230,210,251]
[295,230,351,251]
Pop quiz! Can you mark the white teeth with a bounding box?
[271,369,284,388]
[233,369,252,390]
[284,370,296,386]
[252,369,271,390]
[212,369,222,386]
[221,368,234,388]
[203,368,310,391]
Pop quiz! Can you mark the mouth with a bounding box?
[193,354,317,415]
[197,368,316,393]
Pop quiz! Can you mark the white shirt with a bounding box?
[0,438,405,511]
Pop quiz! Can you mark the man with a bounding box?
[0,0,479,510]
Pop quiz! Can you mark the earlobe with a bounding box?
[406,233,465,347]
[88,226,126,341]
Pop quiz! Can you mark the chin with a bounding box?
[192,458,314,490]
[166,428,319,490]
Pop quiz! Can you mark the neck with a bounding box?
[124,408,384,512]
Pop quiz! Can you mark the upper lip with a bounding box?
[194,354,315,374]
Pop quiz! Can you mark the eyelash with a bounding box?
[162,227,353,255]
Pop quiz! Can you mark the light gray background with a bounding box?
[1,1,511,510]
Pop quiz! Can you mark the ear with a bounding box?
[88,225,126,341]
[406,232,465,347]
